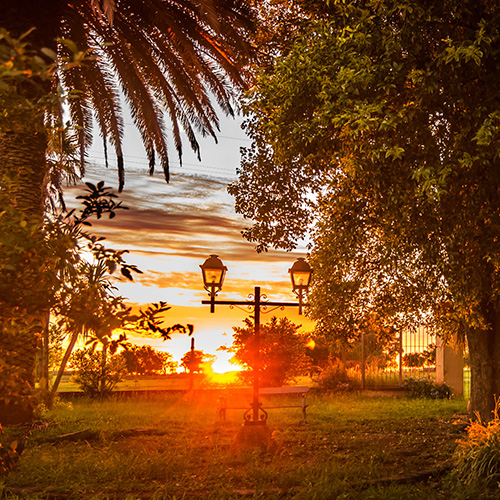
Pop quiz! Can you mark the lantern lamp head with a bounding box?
[200,254,227,295]
[289,257,312,294]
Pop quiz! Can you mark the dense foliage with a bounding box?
[314,359,353,392]
[403,344,436,368]
[230,0,500,421]
[180,350,216,374]
[454,406,500,490]
[70,348,127,397]
[403,377,452,400]
[229,316,310,386]
[120,345,177,375]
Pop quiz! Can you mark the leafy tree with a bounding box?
[120,345,177,376]
[230,0,500,420]
[0,178,191,421]
[49,264,189,406]
[40,182,141,408]
[229,316,310,387]
[180,350,216,374]
[304,342,330,374]
[314,315,401,371]
[403,344,436,369]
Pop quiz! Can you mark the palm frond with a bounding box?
[23,0,256,190]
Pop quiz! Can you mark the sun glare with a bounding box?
[206,370,242,385]
[210,350,240,374]
[203,352,243,386]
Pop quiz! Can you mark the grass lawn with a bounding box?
[54,372,245,392]
[1,392,478,499]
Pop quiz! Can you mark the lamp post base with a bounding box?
[243,419,267,426]
[232,421,276,453]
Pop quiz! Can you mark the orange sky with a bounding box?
[65,114,315,372]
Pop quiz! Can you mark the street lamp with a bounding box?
[200,254,227,312]
[289,257,313,315]
[200,255,312,426]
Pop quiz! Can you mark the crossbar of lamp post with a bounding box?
[201,300,301,308]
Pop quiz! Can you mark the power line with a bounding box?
[86,154,237,173]
[121,121,252,143]
[85,154,239,179]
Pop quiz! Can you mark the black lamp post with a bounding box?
[200,256,312,426]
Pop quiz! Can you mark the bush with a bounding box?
[454,411,500,490]
[70,348,126,397]
[230,316,311,387]
[403,377,452,399]
[0,423,20,478]
[315,359,354,392]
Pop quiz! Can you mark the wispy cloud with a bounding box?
[66,167,300,264]
[62,114,314,367]
[63,158,313,364]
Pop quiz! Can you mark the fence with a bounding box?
[340,327,437,389]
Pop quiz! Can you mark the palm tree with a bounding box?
[0,0,255,423]
[2,0,255,197]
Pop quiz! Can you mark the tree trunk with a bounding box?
[100,344,108,395]
[466,312,500,422]
[0,128,48,215]
[0,318,39,425]
[0,116,49,425]
[46,329,80,409]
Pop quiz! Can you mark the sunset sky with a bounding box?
[65,111,315,372]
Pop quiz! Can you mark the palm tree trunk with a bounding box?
[0,125,47,215]
[0,317,40,425]
[0,114,49,424]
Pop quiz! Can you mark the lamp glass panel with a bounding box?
[292,271,311,288]
[205,268,223,285]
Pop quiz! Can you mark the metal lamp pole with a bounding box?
[200,255,312,426]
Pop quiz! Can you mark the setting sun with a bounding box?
[210,350,240,374]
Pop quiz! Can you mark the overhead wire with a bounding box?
[86,128,251,179]
[85,154,238,179]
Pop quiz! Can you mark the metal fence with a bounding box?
[340,327,437,389]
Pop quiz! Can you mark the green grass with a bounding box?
[1,393,473,499]
[54,373,204,392]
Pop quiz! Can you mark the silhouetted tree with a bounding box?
[229,316,310,387]
[181,350,216,374]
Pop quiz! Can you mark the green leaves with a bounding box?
[232,0,500,344]
[474,112,500,148]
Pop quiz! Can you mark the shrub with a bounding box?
[454,410,500,490]
[315,359,354,392]
[403,377,452,399]
[70,348,126,397]
[0,423,20,478]
[230,316,311,387]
